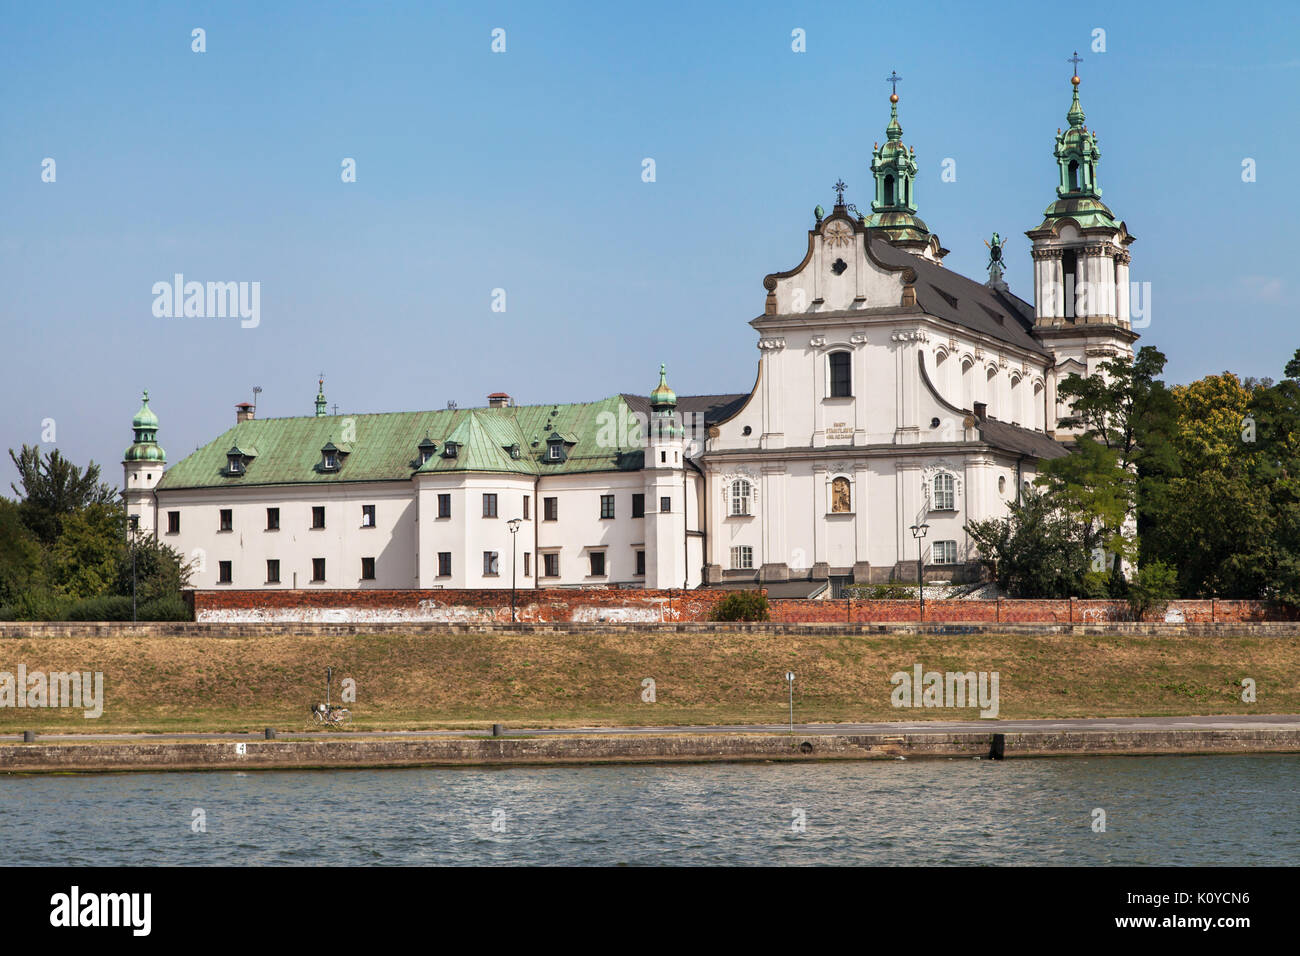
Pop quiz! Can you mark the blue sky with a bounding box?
[2,0,1297,493]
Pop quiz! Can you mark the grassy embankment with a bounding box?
[0,630,1296,734]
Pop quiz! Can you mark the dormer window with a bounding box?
[508,444,521,460]
[226,455,244,475]
[224,445,256,477]
[443,441,459,459]
[323,451,338,471]
[418,436,437,465]
[319,441,349,473]
[548,443,561,461]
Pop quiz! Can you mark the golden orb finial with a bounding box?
[1071,74,1080,86]
[890,92,899,103]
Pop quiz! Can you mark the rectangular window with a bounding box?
[218,560,232,583]
[933,540,959,565]
[312,506,325,529]
[266,559,280,584]
[438,552,452,577]
[730,545,754,570]
[523,552,531,577]
[312,558,326,582]
[361,556,376,580]
[549,444,561,460]
[932,474,956,511]
[438,493,451,518]
[660,496,671,514]
[632,493,645,518]
[167,511,180,534]
[636,550,646,576]
[589,552,606,576]
[483,493,498,518]
[544,497,558,521]
[483,551,500,576]
[829,351,852,397]
[600,494,615,519]
[523,496,531,520]
[543,553,560,578]
[266,507,280,531]
[361,504,375,527]
[219,509,232,532]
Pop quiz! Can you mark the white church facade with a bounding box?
[124,75,1136,596]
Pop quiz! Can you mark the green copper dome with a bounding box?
[1031,76,1120,233]
[124,389,166,462]
[649,364,677,407]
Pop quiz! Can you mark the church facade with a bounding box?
[124,75,1137,595]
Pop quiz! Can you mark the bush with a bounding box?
[710,591,771,622]
[137,595,191,621]
[1,589,72,620]
[66,594,134,621]
[1127,561,1179,621]
[848,581,916,600]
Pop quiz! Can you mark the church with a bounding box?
[123,73,1137,597]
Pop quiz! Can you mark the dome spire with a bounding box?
[315,374,328,417]
[124,389,165,463]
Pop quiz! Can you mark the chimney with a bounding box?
[236,402,255,423]
[487,392,512,409]
[973,401,987,421]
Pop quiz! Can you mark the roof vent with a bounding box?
[488,393,512,408]
[973,402,987,421]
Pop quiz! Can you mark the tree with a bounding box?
[9,445,117,545]
[115,532,192,604]
[966,488,1097,598]
[48,502,125,599]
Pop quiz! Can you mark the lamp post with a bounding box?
[785,671,796,734]
[128,514,140,623]
[507,518,522,623]
[909,522,929,622]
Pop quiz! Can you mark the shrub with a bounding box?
[710,591,770,622]
[1127,561,1179,621]
[2,589,72,620]
[66,594,134,621]
[137,595,191,621]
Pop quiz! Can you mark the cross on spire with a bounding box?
[885,70,902,96]
[833,179,847,204]
[1068,51,1083,76]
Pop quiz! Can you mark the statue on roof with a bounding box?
[984,232,1008,291]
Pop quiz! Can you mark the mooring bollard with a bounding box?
[492,724,503,737]
[265,727,276,740]
[22,731,35,743]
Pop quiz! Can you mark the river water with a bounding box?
[2,755,1296,865]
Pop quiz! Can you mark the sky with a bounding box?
[2,0,1297,495]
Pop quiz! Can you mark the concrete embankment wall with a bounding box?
[4,729,1298,773]
[180,588,1297,626]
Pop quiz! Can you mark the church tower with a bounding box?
[122,390,165,537]
[862,76,947,262]
[643,365,686,589]
[1026,61,1138,433]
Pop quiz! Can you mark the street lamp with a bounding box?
[909,523,929,622]
[507,518,522,623]
[785,671,796,734]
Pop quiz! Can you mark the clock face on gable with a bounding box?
[822,220,853,248]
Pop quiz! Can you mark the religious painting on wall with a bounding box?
[831,476,852,513]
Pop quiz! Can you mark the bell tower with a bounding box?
[122,390,165,537]
[643,364,686,589]
[1025,57,1138,433]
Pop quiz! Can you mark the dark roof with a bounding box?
[704,580,830,599]
[870,238,1048,356]
[621,392,749,424]
[976,417,1071,460]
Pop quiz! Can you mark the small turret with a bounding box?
[122,390,165,537]
[315,377,328,417]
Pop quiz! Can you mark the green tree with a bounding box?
[966,488,1095,598]
[9,445,117,545]
[48,501,125,600]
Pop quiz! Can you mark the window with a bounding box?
[933,540,959,565]
[730,479,752,516]
[600,494,615,519]
[438,494,451,519]
[660,451,667,463]
[523,552,531,577]
[730,546,754,570]
[167,511,180,534]
[932,474,956,511]
[883,174,895,206]
[438,552,452,577]
[266,559,280,584]
[548,443,562,461]
[312,558,326,582]
[226,455,244,475]
[543,552,560,578]
[483,493,498,518]
[544,497,558,521]
[632,493,645,518]
[589,552,606,576]
[443,441,459,459]
[831,476,852,514]
[323,451,338,471]
[998,476,1007,495]
[483,551,499,576]
[829,351,852,398]
[361,504,375,527]
[361,557,376,580]
[219,509,232,532]
[218,560,232,583]
[523,496,530,520]
[266,507,279,531]
[635,550,646,576]
[660,496,671,513]
[312,506,325,529]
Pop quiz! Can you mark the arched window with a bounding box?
[884,175,895,206]
[1009,375,1022,426]
[1033,381,1045,431]
[831,476,852,514]
[730,479,752,516]
[961,358,974,409]
[985,366,998,418]
[828,351,852,398]
[1068,160,1079,191]
[932,473,956,511]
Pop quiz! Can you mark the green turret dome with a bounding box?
[124,389,166,462]
[1031,75,1120,233]
[649,364,677,408]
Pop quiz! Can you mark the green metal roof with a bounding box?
[157,396,646,490]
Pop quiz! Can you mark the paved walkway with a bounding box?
[6,713,1299,742]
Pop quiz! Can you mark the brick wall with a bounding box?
[190,589,1295,624]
